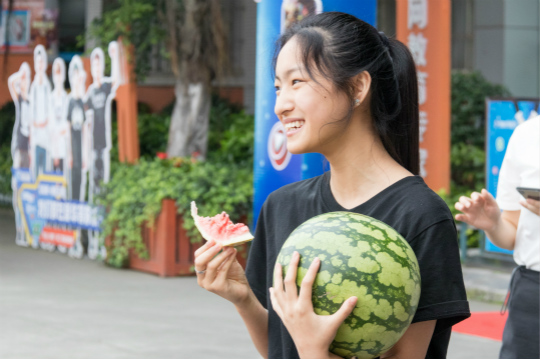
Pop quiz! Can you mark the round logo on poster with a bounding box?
[268,121,292,171]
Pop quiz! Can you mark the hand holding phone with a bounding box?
[517,187,540,216]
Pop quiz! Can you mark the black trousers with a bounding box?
[70,166,82,201]
[499,266,540,359]
[92,148,105,196]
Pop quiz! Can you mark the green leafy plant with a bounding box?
[0,102,15,203]
[451,71,511,148]
[441,70,511,248]
[80,0,165,80]
[138,113,171,159]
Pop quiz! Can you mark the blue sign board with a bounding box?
[485,98,539,254]
[253,0,377,228]
[12,169,103,248]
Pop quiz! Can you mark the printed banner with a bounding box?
[8,42,120,260]
[252,0,377,228]
[484,98,539,255]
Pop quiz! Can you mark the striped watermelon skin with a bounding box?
[275,212,421,359]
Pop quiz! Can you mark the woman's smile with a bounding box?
[283,119,306,137]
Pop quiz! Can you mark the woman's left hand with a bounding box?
[270,251,358,359]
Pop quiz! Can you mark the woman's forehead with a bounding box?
[275,39,304,78]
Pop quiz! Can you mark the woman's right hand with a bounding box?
[194,240,251,306]
[454,189,501,231]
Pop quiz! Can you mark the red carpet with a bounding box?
[453,312,508,341]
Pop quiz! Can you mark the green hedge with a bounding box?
[0,102,15,201]
[438,70,510,247]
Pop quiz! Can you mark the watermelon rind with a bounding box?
[190,201,254,246]
[220,235,255,247]
[274,211,421,359]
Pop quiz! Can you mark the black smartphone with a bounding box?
[516,187,540,201]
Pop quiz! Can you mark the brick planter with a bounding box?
[128,199,249,277]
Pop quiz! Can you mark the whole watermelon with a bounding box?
[274,212,421,359]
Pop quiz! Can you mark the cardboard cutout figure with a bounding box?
[49,58,70,253]
[29,44,53,180]
[85,42,119,260]
[65,55,88,259]
[8,62,31,246]
[50,58,69,175]
[66,55,88,203]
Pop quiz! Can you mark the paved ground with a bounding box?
[0,208,507,359]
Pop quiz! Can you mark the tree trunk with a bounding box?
[166,80,210,160]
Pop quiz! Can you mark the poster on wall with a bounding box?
[0,0,59,56]
[8,42,120,260]
[252,0,377,228]
[484,97,539,255]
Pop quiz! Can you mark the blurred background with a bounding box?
[0,0,538,358]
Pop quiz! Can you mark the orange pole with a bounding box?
[115,40,140,164]
[396,0,451,193]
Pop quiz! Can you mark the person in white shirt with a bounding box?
[29,45,52,179]
[84,42,119,261]
[8,62,32,247]
[50,58,69,176]
[8,62,31,169]
[455,115,539,359]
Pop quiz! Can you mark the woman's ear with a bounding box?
[353,71,372,107]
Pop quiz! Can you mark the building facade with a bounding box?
[1,0,538,111]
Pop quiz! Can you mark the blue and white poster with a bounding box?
[485,97,539,254]
[252,0,377,227]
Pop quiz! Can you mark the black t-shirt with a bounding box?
[245,173,470,359]
[67,98,85,168]
[85,81,112,150]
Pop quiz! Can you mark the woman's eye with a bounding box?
[274,85,281,92]
[292,79,302,85]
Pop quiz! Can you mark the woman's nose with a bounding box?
[274,89,294,117]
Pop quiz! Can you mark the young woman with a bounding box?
[194,12,470,359]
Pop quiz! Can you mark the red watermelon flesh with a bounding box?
[191,201,254,246]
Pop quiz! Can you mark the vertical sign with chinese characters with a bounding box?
[397,0,451,192]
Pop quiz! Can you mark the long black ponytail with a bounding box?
[274,12,420,175]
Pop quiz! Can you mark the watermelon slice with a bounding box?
[190,201,254,246]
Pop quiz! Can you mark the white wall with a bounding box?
[474,0,539,97]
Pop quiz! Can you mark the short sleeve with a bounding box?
[66,101,72,123]
[245,203,269,309]
[105,81,113,97]
[409,219,470,334]
[84,91,93,111]
[497,129,522,210]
